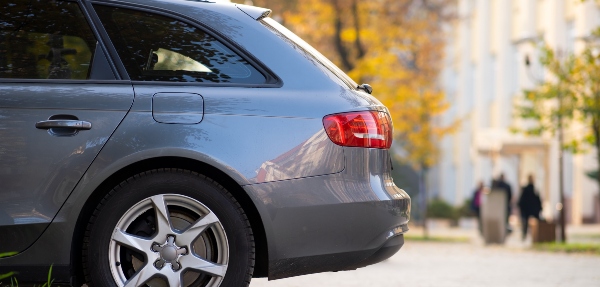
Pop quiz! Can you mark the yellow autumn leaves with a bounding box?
[252,0,457,169]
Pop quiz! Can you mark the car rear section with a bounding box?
[245,140,411,280]
[227,5,412,280]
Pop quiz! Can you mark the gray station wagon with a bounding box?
[0,0,411,286]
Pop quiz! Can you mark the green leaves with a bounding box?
[260,0,457,170]
[41,265,54,287]
[0,273,15,282]
[0,252,17,258]
[0,252,17,282]
[592,27,600,38]
[513,43,596,152]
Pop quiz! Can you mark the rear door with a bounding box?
[0,0,133,254]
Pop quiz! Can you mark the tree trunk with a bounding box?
[419,167,428,238]
[331,0,353,71]
[351,0,365,59]
[593,117,600,218]
[594,87,600,218]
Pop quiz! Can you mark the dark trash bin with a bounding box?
[531,219,556,243]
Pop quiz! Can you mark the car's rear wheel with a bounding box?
[83,169,254,287]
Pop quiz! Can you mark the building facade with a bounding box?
[433,0,600,224]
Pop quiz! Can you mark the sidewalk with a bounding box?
[250,221,600,287]
[410,218,600,247]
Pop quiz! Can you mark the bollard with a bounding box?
[481,190,507,244]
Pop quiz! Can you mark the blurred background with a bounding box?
[228,0,600,233]
[226,0,600,285]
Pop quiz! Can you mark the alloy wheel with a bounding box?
[108,194,229,287]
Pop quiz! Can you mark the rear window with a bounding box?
[260,17,358,89]
[94,5,266,84]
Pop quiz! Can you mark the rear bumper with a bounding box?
[268,226,407,280]
[244,147,411,279]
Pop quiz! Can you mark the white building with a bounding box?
[433,0,600,224]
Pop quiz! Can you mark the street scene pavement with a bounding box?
[251,223,600,287]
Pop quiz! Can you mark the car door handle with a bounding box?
[35,120,92,130]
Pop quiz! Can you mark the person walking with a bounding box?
[471,181,484,233]
[518,174,542,241]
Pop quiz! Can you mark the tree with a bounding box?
[514,27,600,242]
[250,0,458,236]
[515,48,577,143]
[515,47,578,243]
[572,28,600,209]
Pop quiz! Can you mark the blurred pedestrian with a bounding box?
[471,181,484,233]
[491,173,513,233]
[518,174,542,241]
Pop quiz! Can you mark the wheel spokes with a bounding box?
[176,212,219,246]
[150,195,174,238]
[179,254,228,277]
[109,194,229,287]
[123,264,156,287]
[162,269,183,287]
[112,228,154,253]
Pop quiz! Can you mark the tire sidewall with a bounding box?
[85,170,252,287]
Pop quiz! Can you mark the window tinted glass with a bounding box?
[261,18,357,90]
[94,6,266,84]
[0,1,96,80]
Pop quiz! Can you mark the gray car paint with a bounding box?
[246,147,410,259]
[0,82,133,253]
[152,92,205,124]
[122,84,347,184]
[0,0,410,282]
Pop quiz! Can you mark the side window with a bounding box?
[0,1,97,80]
[94,5,266,84]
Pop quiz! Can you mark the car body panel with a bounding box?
[121,84,348,184]
[152,92,205,124]
[0,82,133,254]
[244,147,410,279]
[0,94,342,265]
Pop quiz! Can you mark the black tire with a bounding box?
[83,169,254,287]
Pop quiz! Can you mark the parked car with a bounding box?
[0,0,411,286]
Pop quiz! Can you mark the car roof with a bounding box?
[89,0,271,21]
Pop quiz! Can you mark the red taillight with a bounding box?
[323,111,393,149]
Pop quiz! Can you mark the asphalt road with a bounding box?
[250,241,600,287]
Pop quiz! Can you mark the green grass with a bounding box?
[0,253,17,258]
[0,273,15,282]
[404,234,470,243]
[533,242,600,255]
[0,252,17,281]
[0,252,54,287]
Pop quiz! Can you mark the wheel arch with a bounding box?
[71,156,269,284]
